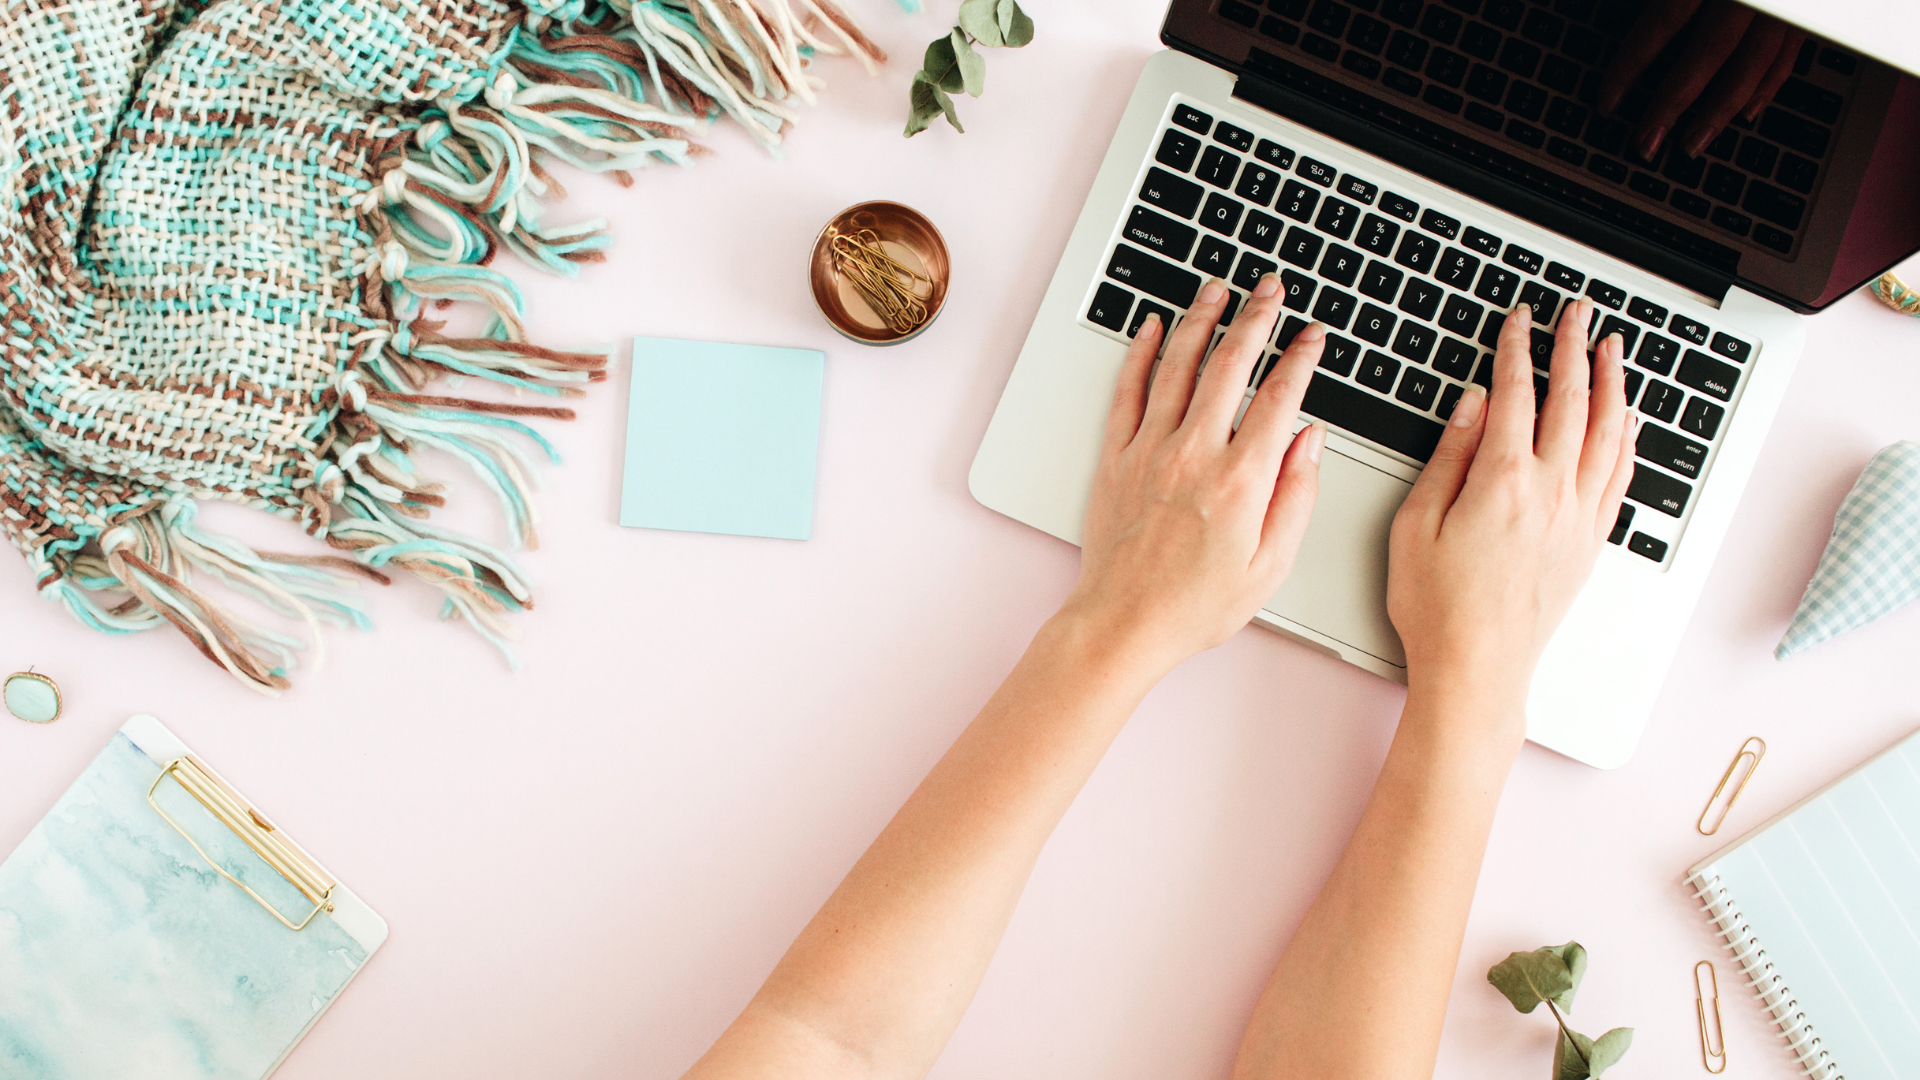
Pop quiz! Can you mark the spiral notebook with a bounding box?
[1687,728,1920,1080]
[0,715,387,1079]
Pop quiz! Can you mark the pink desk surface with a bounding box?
[3,3,1917,1077]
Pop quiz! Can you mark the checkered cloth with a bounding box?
[1776,441,1920,659]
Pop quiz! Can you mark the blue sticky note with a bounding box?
[622,337,825,540]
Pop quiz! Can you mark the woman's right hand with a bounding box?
[1385,301,1637,728]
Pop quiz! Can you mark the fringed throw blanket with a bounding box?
[0,0,881,691]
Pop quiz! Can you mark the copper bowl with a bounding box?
[809,201,950,346]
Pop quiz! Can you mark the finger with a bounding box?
[1742,28,1806,123]
[1102,312,1162,453]
[1600,0,1704,114]
[1186,273,1286,437]
[1396,382,1488,536]
[1595,411,1640,543]
[1577,329,1629,503]
[1233,319,1327,472]
[1484,303,1538,456]
[1537,298,1598,465]
[1674,16,1788,158]
[1252,421,1326,581]
[1139,278,1230,438]
[1636,0,1755,160]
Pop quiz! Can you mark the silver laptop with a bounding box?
[971,0,1920,767]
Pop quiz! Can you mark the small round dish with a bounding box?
[809,201,951,346]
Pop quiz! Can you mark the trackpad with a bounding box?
[1263,443,1410,667]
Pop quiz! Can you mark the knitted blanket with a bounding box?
[0,0,880,691]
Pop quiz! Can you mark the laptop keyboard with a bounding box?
[1212,0,1860,258]
[1082,97,1761,568]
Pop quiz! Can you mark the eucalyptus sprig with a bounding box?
[904,0,1035,137]
[1487,942,1634,1080]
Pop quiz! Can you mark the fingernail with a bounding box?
[1298,320,1328,342]
[1511,302,1532,324]
[1576,298,1594,329]
[1306,421,1327,463]
[1452,383,1486,427]
[1604,331,1624,355]
[1685,129,1711,159]
[1141,312,1161,334]
[1253,272,1281,299]
[1198,278,1226,306]
[1639,125,1666,161]
[1743,100,1766,122]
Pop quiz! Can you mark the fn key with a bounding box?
[1088,283,1133,332]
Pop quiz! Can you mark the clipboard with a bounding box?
[0,715,387,1079]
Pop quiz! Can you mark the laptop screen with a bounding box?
[1166,0,1920,312]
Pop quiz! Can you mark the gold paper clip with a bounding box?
[1696,960,1727,1073]
[1698,736,1766,835]
[148,756,336,931]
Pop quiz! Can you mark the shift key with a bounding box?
[1627,462,1692,517]
[1636,423,1708,479]
[1107,243,1201,308]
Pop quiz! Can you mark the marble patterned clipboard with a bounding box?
[0,715,387,1079]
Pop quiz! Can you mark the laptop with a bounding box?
[970,0,1920,767]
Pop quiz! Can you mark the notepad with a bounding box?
[621,337,826,540]
[1687,728,1920,1080]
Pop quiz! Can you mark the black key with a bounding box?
[1320,333,1362,375]
[1433,336,1477,379]
[1634,332,1679,376]
[1704,163,1745,203]
[1263,14,1302,42]
[1339,175,1379,203]
[1198,146,1241,189]
[1736,136,1779,176]
[1705,127,1739,160]
[1485,0,1523,31]
[1776,154,1818,195]
[1676,349,1738,401]
[1233,252,1280,292]
[1670,190,1709,218]
[1471,353,1495,388]
[1478,309,1505,348]
[1426,85,1466,113]
[1308,0,1351,36]
[1607,503,1634,545]
[1627,297,1666,327]
[1279,226,1325,269]
[1298,157,1338,186]
[1753,223,1792,253]
[1355,213,1401,255]
[1502,246,1543,275]
[1817,46,1856,76]
[1792,36,1816,76]
[1394,231,1440,273]
[1357,349,1401,392]
[1381,0,1420,26]
[1437,382,1467,420]
[1595,314,1639,357]
[1439,294,1484,338]
[1468,104,1503,131]
[1302,372,1447,461]
[1629,172,1670,201]
[1545,261,1584,291]
[1426,50,1468,88]
[1627,463,1692,517]
[1354,302,1398,345]
[1128,300,1174,338]
[1302,31,1342,60]
[1436,247,1480,288]
[1638,379,1683,422]
[1743,181,1805,230]
[1319,244,1364,286]
[1219,290,1245,326]
[1668,316,1708,346]
[1380,192,1419,222]
[1419,209,1460,239]
[1398,278,1443,320]
[1517,280,1559,322]
[1276,180,1321,222]
[1276,316,1311,351]
[1707,333,1750,365]
[1199,192,1246,237]
[1622,368,1644,407]
[1466,63,1507,103]
[1637,423,1708,479]
[1544,96,1587,138]
[1139,168,1204,219]
[1313,287,1358,328]
[1282,269,1319,312]
[1584,115,1629,156]
[1125,206,1200,261]
[1377,62,1411,90]
[1315,197,1361,240]
[1680,396,1725,440]
[1347,13,1390,53]
[1254,139,1296,169]
[1220,0,1260,25]
[1173,105,1213,134]
[1628,531,1668,561]
[1107,244,1201,307]
[1500,39,1542,81]
[1235,163,1284,207]
[1193,235,1237,276]
[1527,326,1554,369]
[1387,34,1429,73]
[1547,137,1587,166]
[1156,129,1200,172]
[1460,20,1500,61]
[1214,120,1256,152]
[1663,150,1707,189]
[1505,119,1546,149]
[1392,320,1438,364]
[1359,259,1404,302]
[1758,106,1830,158]
[1462,226,1502,257]
[1585,278,1625,308]
[1505,81,1546,124]
[1240,210,1285,253]
[1473,265,1519,306]
[1088,283,1133,331]
[1419,4,1462,43]
[1396,367,1443,410]
[1587,154,1629,183]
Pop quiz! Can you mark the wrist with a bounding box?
[1038,601,1183,695]
[1401,667,1531,752]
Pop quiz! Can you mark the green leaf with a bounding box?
[904,73,944,137]
[1548,941,1588,1013]
[951,28,986,96]
[999,0,1035,47]
[1553,1028,1594,1080]
[1586,1027,1633,1076]
[921,35,966,94]
[959,0,1003,46]
[1487,947,1575,1015]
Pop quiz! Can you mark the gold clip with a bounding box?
[1696,960,1727,1073]
[1698,736,1766,835]
[147,756,335,931]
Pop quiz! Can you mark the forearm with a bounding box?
[685,611,1164,1080]
[1231,684,1525,1080]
